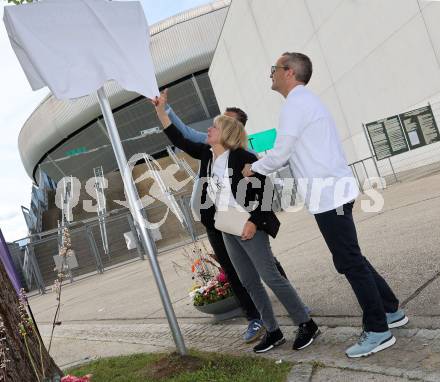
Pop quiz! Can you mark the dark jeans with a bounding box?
[314,202,399,332]
[206,227,287,321]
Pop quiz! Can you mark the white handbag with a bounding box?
[208,153,251,236]
[214,207,250,236]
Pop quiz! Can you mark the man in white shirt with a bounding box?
[242,52,408,358]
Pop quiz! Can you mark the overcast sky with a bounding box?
[0,0,210,242]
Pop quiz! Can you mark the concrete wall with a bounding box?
[209,0,440,175]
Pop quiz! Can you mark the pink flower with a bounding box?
[216,272,228,283]
[61,375,92,382]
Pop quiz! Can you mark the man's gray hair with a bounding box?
[282,52,313,84]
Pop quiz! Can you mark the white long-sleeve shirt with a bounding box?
[207,149,242,212]
[251,85,358,214]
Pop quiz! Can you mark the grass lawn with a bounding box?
[67,350,292,382]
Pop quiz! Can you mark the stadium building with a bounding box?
[15,0,440,293]
[14,1,232,291]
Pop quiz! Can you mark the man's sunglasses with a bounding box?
[270,65,289,75]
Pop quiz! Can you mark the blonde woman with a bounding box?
[153,97,319,353]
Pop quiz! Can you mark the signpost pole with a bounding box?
[96,86,187,356]
[362,123,385,188]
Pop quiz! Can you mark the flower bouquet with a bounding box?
[182,242,234,308]
[190,271,234,307]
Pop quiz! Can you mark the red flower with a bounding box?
[61,375,92,382]
[216,271,228,283]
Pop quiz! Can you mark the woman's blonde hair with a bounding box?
[214,114,248,150]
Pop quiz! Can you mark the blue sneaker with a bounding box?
[386,309,409,328]
[346,330,396,358]
[243,319,265,343]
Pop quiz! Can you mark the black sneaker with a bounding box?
[293,319,320,350]
[253,328,286,353]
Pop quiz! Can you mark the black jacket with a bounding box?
[164,123,280,238]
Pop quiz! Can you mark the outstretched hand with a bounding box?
[148,89,171,128]
[150,89,168,110]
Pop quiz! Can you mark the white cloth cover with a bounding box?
[3,0,159,100]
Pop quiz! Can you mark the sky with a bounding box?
[0,0,210,242]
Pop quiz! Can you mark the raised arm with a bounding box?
[158,89,208,144]
[153,94,207,160]
[166,105,208,144]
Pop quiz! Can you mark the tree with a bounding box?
[0,261,62,382]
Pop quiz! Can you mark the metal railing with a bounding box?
[17,154,438,295]
[348,156,388,192]
[11,193,206,295]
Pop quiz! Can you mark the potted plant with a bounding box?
[182,242,241,319]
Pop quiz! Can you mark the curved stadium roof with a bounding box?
[18,0,230,183]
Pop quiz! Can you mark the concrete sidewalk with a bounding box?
[38,320,440,381]
[30,171,440,381]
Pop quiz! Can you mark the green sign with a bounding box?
[65,147,87,157]
[248,129,277,153]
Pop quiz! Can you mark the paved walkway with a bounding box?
[30,170,440,381]
[39,320,440,381]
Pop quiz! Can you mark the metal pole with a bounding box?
[26,244,46,295]
[362,123,385,188]
[351,164,364,193]
[96,87,187,355]
[86,226,104,274]
[388,157,399,183]
[177,195,197,242]
[98,216,110,260]
[361,160,372,189]
[127,214,145,260]
[371,157,385,189]
[94,166,110,258]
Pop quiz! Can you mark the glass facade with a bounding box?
[37,71,220,183]
[23,172,56,234]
